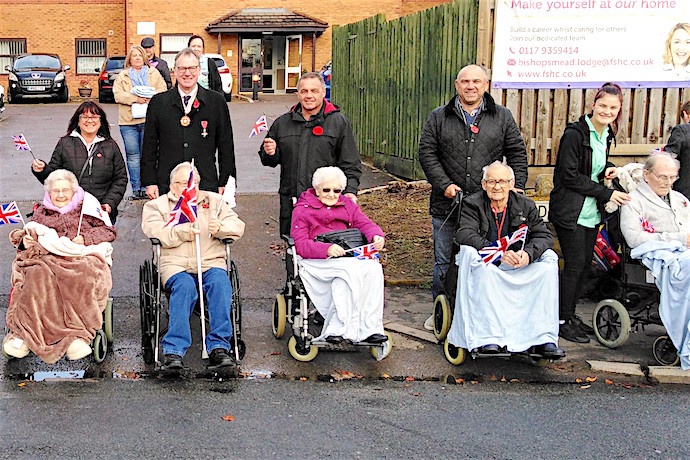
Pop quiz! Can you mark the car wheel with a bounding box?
[58,86,69,103]
[99,93,106,103]
[224,92,232,102]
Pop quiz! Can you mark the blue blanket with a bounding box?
[631,241,690,370]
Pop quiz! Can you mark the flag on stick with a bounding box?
[81,192,113,227]
[12,134,37,160]
[166,164,197,227]
[0,201,25,226]
[478,226,528,265]
[345,243,380,260]
[249,114,268,138]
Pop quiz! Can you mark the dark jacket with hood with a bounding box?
[549,114,615,230]
[664,122,690,198]
[258,100,362,198]
[418,93,528,219]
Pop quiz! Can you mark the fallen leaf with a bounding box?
[510,379,519,383]
[622,383,633,389]
[470,380,478,384]
[579,384,591,389]
[490,375,498,381]
[382,373,390,379]
[409,392,422,396]
[575,378,583,383]
[585,376,597,383]
[455,378,465,384]
[605,379,614,385]
[221,414,235,422]
[270,351,281,356]
[500,376,507,382]
[18,382,26,387]
[299,377,307,381]
[404,376,414,382]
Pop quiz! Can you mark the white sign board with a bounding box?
[137,22,156,36]
[492,0,690,88]
[534,200,549,222]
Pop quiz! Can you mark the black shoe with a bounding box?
[540,343,565,359]
[478,344,500,354]
[209,348,235,367]
[572,315,594,335]
[559,320,590,344]
[326,335,344,344]
[365,333,388,344]
[163,354,183,369]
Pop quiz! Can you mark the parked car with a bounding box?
[320,60,332,100]
[0,84,5,112]
[5,53,70,103]
[206,53,234,101]
[97,55,126,103]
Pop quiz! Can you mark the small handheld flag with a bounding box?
[0,201,24,226]
[81,192,113,227]
[166,164,197,227]
[478,226,528,265]
[249,114,268,138]
[351,243,380,260]
[12,134,37,160]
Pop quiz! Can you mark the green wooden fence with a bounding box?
[331,0,479,180]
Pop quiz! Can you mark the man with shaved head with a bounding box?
[418,64,527,330]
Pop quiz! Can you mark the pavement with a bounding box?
[0,97,688,385]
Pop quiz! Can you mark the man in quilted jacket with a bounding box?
[418,65,527,329]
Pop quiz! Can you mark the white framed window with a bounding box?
[76,38,106,74]
[0,38,27,74]
[160,34,192,69]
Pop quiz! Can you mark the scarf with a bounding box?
[43,187,85,215]
[129,66,149,87]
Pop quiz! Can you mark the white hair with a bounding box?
[481,161,515,181]
[312,166,347,190]
[169,161,200,185]
[44,169,79,193]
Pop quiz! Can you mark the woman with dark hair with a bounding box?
[549,82,631,343]
[31,101,128,223]
[188,34,223,95]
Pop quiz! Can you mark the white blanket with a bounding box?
[297,257,385,343]
[25,221,113,266]
[447,247,560,352]
[631,240,690,370]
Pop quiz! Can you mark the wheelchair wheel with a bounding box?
[593,299,631,349]
[272,294,287,339]
[93,330,107,363]
[230,260,242,338]
[443,338,466,365]
[433,294,452,341]
[653,335,680,366]
[370,331,393,361]
[287,336,318,362]
[104,297,114,344]
[232,338,247,361]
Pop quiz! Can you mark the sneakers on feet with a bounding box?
[209,348,235,367]
[572,315,594,335]
[539,342,566,359]
[364,333,388,344]
[163,354,184,369]
[66,338,92,360]
[3,334,30,359]
[423,314,434,331]
[559,319,590,344]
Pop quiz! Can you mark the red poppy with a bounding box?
[201,202,210,209]
[470,125,479,134]
[312,126,324,136]
[193,99,200,109]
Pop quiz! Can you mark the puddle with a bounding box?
[32,370,85,382]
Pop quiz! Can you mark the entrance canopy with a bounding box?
[206,8,328,35]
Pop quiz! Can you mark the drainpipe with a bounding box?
[312,32,316,72]
[124,0,128,49]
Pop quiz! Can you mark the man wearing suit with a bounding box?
[141,47,235,198]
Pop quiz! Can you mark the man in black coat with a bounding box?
[664,99,690,198]
[141,38,172,90]
[418,64,527,328]
[258,72,362,236]
[141,48,235,198]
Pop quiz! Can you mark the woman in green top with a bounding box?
[548,83,631,343]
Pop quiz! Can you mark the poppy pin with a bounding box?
[312,126,324,136]
[201,202,209,209]
[193,99,200,109]
[470,125,479,134]
[97,153,102,158]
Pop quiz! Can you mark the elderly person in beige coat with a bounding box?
[113,45,166,199]
[141,162,245,369]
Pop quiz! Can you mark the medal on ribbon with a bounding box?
[180,115,191,127]
[201,120,208,138]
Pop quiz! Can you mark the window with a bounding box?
[160,34,192,69]
[0,38,26,74]
[76,39,106,74]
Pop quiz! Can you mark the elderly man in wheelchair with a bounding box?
[620,152,690,370]
[441,161,564,364]
[141,162,245,370]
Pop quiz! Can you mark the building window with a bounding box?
[76,38,106,74]
[0,38,27,74]
[160,34,192,69]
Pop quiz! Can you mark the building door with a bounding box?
[240,37,262,92]
[285,35,302,91]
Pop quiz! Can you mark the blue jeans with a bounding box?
[119,123,145,192]
[162,268,233,357]
[432,215,456,301]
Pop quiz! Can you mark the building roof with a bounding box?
[206,8,329,34]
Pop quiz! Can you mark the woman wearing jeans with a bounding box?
[549,83,631,343]
[113,45,166,199]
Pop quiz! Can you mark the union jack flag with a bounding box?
[478,226,528,265]
[249,114,269,138]
[0,201,24,226]
[12,134,31,151]
[352,243,380,260]
[166,165,197,227]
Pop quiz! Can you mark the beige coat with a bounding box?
[141,190,245,284]
[113,67,167,126]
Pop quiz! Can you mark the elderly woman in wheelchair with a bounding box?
[620,153,690,369]
[273,166,390,361]
[3,169,116,363]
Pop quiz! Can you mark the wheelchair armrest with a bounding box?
[281,234,295,247]
[150,238,161,246]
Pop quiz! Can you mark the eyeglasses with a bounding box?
[176,65,199,74]
[321,188,342,194]
[649,171,679,183]
[79,114,101,121]
[172,180,190,187]
[50,188,72,195]
[483,179,512,187]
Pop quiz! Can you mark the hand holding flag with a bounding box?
[478,226,528,265]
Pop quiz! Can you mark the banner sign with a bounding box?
[492,0,690,88]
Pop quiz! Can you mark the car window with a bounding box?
[15,55,61,70]
[106,58,125,71]
[213,58,226,68]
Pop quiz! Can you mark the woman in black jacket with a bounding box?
[549,83,630,343]
[31,101,128,223]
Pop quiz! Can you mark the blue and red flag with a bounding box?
[352,243,380,260]
[12,134,31,151]
[166,165,197,227]
[478,226,528,265]
[249,114,268,138]
[0,201,24,226]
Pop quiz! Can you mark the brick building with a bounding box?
[0,0,449,97]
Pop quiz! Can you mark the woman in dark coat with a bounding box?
[31,101,128,223]
[549,83,630,343]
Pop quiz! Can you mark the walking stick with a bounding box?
[194,227,209,359]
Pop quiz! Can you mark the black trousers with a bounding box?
[279,194,295,238]
[553,223,598,320]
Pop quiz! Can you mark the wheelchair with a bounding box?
[271,235,392,362]
[139,238,245,371]
[590,226,679,366]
